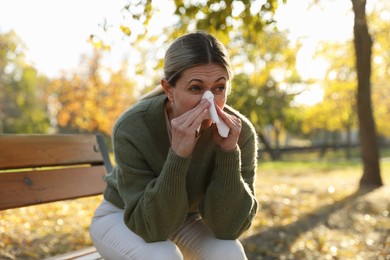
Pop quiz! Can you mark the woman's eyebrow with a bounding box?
[187,79,203,84]
[187,76,226,84]
[215,76,227,82]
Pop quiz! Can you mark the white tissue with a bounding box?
[202,91,230,138]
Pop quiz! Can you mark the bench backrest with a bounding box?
[0,134,112,211]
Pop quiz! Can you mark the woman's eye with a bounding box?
[189,85,203,93]
[213,85,226,95]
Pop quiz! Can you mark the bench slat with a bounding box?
[45,246,103,260]
[0,165,107,210]
[0,134,104,170]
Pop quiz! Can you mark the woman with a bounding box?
[90,31,258,260]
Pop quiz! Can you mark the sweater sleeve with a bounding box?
[199,127,258,239]
[113,125,191,242]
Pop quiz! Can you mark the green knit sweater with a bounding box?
[103,94,258,242]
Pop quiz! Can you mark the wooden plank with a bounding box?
[45,247,103,260]
[0,134,104,170]
[0,165,107,210]
[72,252,103,260]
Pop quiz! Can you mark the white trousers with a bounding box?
[90,200,247,260]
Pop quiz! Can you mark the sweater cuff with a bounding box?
[155,148,191,194]
[214,146,242,190]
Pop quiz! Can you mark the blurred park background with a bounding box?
[0,0,389,259]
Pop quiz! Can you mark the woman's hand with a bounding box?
[170,99,210,157]
[213,104,242,151]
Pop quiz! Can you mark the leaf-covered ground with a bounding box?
[241,162,390,260]
[0,162,389,260]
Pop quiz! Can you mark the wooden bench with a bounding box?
[0,134,112,260]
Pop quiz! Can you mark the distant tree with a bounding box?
[0,31,50,133]
[351,0,382,187]
[230,73,299,160]
[49,48,137,135]
[302,42,357,159]
[228,73,277,158]
[120,0,282,42]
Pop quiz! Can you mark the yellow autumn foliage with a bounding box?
[48,50,137,136]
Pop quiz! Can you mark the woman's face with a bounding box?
[163,63,230,119]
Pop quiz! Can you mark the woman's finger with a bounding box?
[214,102,241,133]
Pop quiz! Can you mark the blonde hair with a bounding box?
[164,32,233,86]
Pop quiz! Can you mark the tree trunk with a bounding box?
[256,126,276,161]
[351,0,382,187]
[273,123,281,160]
[345,124,352,160]
[318,130,329,159]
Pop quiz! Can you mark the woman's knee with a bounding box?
[137,241,183,260]
[202,239,247,260]
[92,235,183,260]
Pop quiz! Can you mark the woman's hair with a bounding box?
[164,31,233,87]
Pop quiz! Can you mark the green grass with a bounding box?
[259,158,390,185]
[260,160,359,172]
[260,145,390,162]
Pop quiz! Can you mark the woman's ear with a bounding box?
[161,78,173,102]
